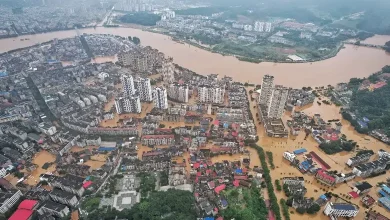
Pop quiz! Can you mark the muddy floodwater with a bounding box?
[0,28,389,88]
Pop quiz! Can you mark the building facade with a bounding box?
[153,87,168,109]
[115,96,142,114]
[0,190,23,214]
[323,202,359,217]
[161,58,175,83]
[134,77,153,102]
[121,74,135,97]
[258,75,274,105]
[267,85,289,119]
[168,83,189,103]
[198,86,225,104]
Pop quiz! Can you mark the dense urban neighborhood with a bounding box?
[0,32,390,220]
[0,0,390,220]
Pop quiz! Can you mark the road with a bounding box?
[98,6,115,27]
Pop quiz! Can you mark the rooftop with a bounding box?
[40,200,68,212]
[331,203,358,211]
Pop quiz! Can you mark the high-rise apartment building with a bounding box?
[265,22,272,32]
[254,21,265,32]
[118,53,148,72]
[115,96,141,114]
[121,74,135,97]
[153,86,168,109]
[168,83,189,103]
[198,86,225,104]
[258,75,274,105]
[267,85,289,119]
[161,58,175,84]
[134,77,153,102]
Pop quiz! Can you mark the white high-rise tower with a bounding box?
[258,75,274,105]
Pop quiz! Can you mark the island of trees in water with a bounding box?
[343,65,390,137]
[119,13,161,26]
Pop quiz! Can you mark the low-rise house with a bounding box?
[50,174,85,197]
[315,170,336,186]
[366,210,390,220]
[346,153,373,167]
[283,151,296,163]
[288,184,307,197]
[38,200,70,218]
[323,202,359,218]
[282,177,304,186]
[352,157,390,178]
[49,189,79,207]
[292,197,314,209]
[353,181,372,194]
[361,194,375,207]
[141,135,175,146]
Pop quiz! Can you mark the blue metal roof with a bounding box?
[357,120,368,128]
[378,197,390,210]
[293,148,307,155]
[204,217,214,220]
[332,203,356,211]
[382,185,390,194]
[221,199,228,206]
[379,190,390,198]
[235,168,242,174]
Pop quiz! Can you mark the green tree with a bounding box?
[296,207,306,214]
[132,37,141,45]
[306,203,321,214]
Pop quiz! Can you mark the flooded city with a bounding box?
[0,27,389,88]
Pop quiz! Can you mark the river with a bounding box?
[0,27,389,88]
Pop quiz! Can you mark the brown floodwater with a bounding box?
[0,28,389,88]
[362,34,390,45]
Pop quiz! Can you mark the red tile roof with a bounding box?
[8,209,34,220]
[193,162,200,169]
[316,170,335,182]
[214,184,226,194]
[208,181,215,189]
[233,180,240,187]
[234,175,248,180]
[18,200,38,210]
[83,181,93,189]
[142,135,174,139]
[142,151,164,157]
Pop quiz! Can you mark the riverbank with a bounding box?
[0,27,389,88]
[144,26,344,64]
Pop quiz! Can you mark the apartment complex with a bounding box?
[153,86,168,109]
[323,202,359,218]
[117,54,147,72]
[198,86,225,104]
[258,75,274,105]
[115,74,152,114]
[121,74,135,97]
[0,189,23,214]
[168,83,189,103]
[161,58,175,83]
[115,96,142,114]
[134,77,153,102]
[118,46,164,73]
[268,85,289,119]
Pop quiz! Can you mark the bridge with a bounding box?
[344,41,387,49]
